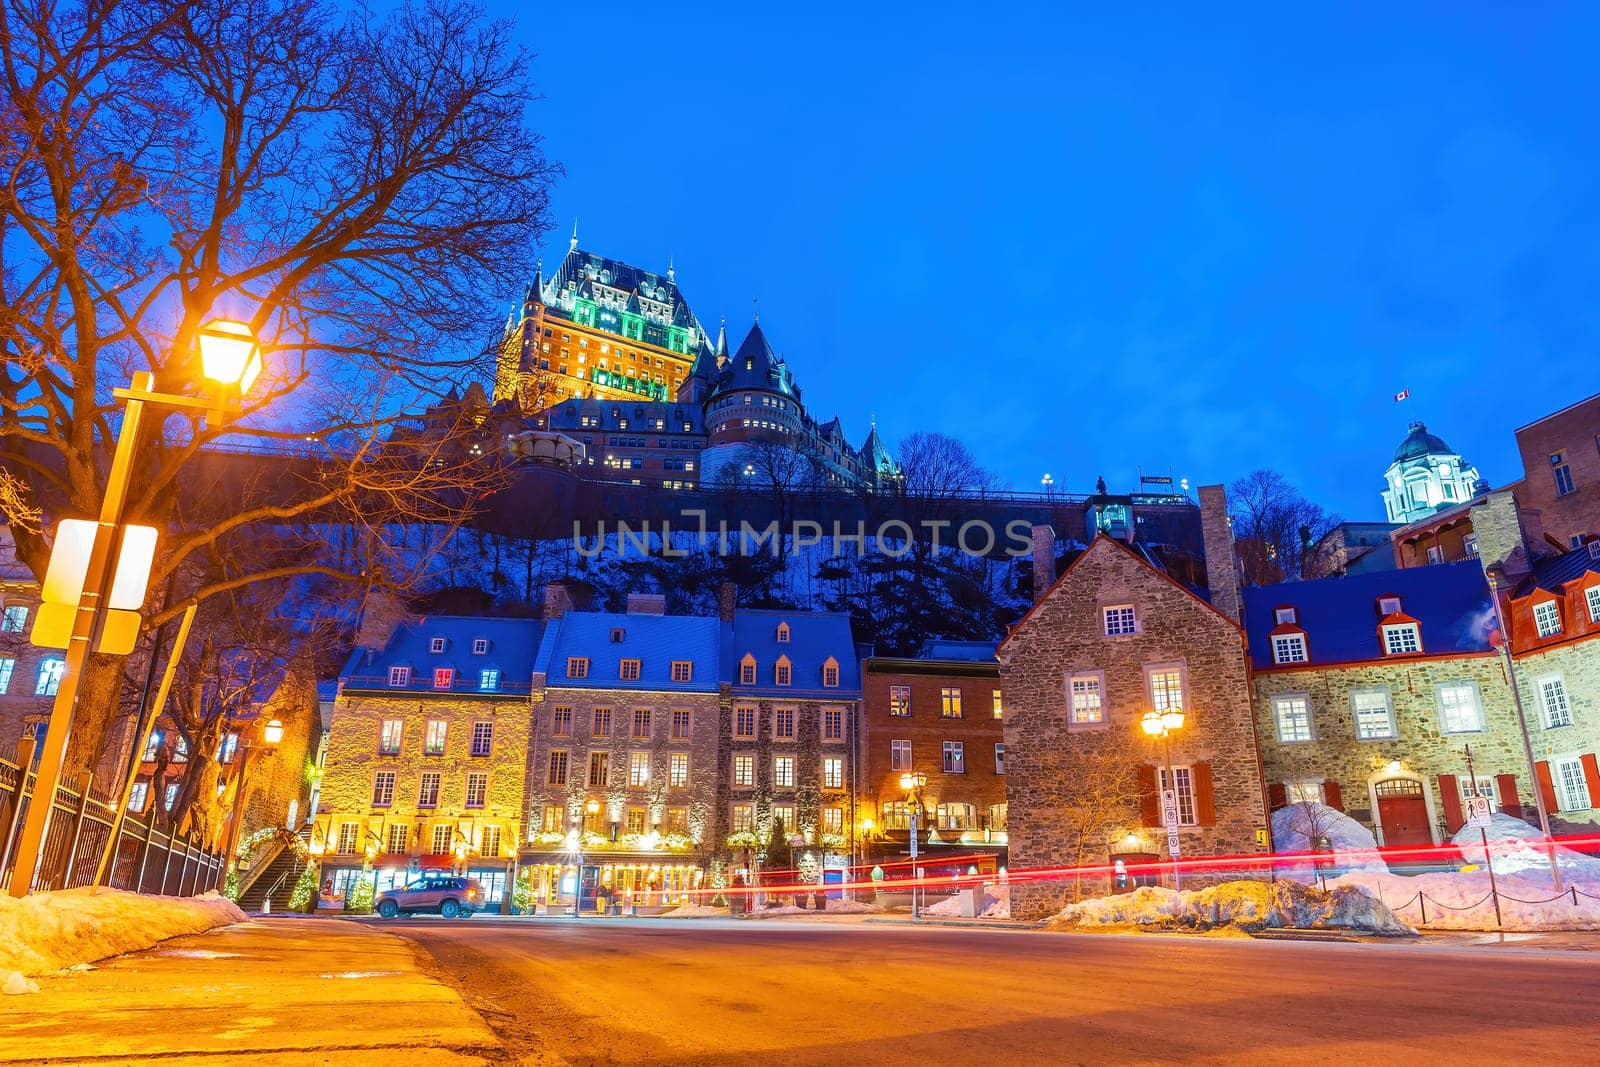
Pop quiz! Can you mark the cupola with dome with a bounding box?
[1380,421,1484,523]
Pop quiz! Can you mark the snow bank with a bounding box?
[825,898,883,914]
[0,888,244,981]
[1052,880,1413,935]
[1332,868,1600,931]
[924,883,1011,919]
[1449,813,1600,877]
[661,902,730,918]
[1271,803,1388,878]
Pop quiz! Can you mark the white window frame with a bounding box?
[388,665,411,687]
[1271,632,1308,665]
[822,756,844,789]
[472,638,489,655]
[1067,670,1105,726]
[942,740,965,774]
[1552,756,1592,812]
[1145,662,1187,715]
[433,667,454,690]
[1532,600,1562,639]
[1271,693,1314,743]
[891,739,911,771]
[379,719,403,755]
[1382,623,1421,656]
[669,752,689,788]
[417,771,441,807]
[1286,780,1324,805]
[629,751,651,787]
[1537,675,1573,729]
[1103,604,1137,637]
[0,656,13,695]
[465,772,488,808]
[1435,681,1485,734]
[1351,687,1396,740]
[733,753,755,787]
[1274,607,1297,625]
[1158,766,1197,826]
[423,719,448,755]
[773,755,796,788]
[478,668,499,691]
[1378,596,1402,615]
[429,636,447,654]
[888,685,911,717]
[994,743,1006,775]
[1587,586,1600,623]
[372,771,395,807]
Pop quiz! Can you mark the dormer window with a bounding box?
[1274,607,1297,625]
[388,666,411,687]
[740,655,757,685]
[619,658,642,681]
[433,667,454,690]
[610,628,625,643]
[776,622,791,643]
[1378,596,1402,616]
[1381,623,1422,656]
[472,638,489,655]
[1271,633,1308,665]
[1532,600,1562,639]
[822,657,839,687]
[567,657,590,679]
[429,637,447,654]
[774,656,792,686]
[1588,586,1600,623]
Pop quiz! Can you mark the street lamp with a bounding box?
[1041,472,1055,501]
[1485,567,1563,891]
[221,717,286,877]
[899,770,927,918]
[9,320,265,898]
[1141,708,1186,890]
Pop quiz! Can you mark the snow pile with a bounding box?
[1450,813,1600,876]
[825,898,883,914]
[662,902,730,918]
[1332,869,1600,931]
[1052,880,1413,935]
[924,883,1011,919]
[1271,803,1389,878]
[0,888,243,982]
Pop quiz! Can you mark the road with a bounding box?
[380,915,1599,1065]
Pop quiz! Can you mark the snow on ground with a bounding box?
[661,902,731,918]
[1331,868,1600,931]
[1051,880,1413,935]
[924,883,1010,919]
[1271,803,1389,879]
[1450,813,1600,877]
[0,888,243,986]
[825,898,883,914]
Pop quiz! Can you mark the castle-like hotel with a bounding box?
[492,234,898,491]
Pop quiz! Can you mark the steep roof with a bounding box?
[917,639,999,663]
[1529,541,1600,595]
[340,616,546,695]
[712,322,800,401]
[537,611,721,692]
[1241,560,1493,669]
[730,608,861,696]
[858,425,896,476]
[538,245,713,353]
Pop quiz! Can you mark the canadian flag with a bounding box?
[1394,389,1410,402]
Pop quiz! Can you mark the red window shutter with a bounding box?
[1322,780,1344,812]
[1494,774,1520,817]
[1438,774,1463,833]
[1267,782,1288,811]
[1194,762,1216,826]
[1581,754,1600,810]
[1138,765,1160,827]
[1535,761,1559,816]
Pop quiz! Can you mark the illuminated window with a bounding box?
[142,731,161,761]
[1069,672,1104,725]
[1104,605,1137,636]
[822,807,844,834]
[1587,586,1600,622]
[670,753,689,788]
[774,755,795,788]
[431,824,453,854]
[480,825,502,856]
[731,804,754,833]
[0,657,13,695]
[1555,757,1592,811]
[433,667,454,690]
[989,803,1008,830]
[1272,694,1313,742]
[417,772,441,807]
[388,666,411,687]
[772,803,795,830]
[936,802,976,831]
[880,801,911,831]
[625,808,647,835]
[889,685,911,717]
[36,657,65,696]
[1436,682,1484,734]
[1533,601,1562,639]
[891,739,911,771]
[372,772,395,807]
[629,752,650,786]
[478,669,499,691]
[465,772,487,808]
[940,687,963,719]
[1147,666,1184,713]
[733,754,755,787]
[823,756,843,789]
[1351,689,1395,740]
[1271,633,1308,664]
[665,807,689,833]
[992,690,1003,720]
[542,806,564,834]
[0,605,27,632]
[337,823,360,854]
[423,720,447,755]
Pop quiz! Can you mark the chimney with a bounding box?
[718,581,737,622]
[355,589,411,652]
[1469,491,1535,579]
[1198,485,1242,624]
[626,592,667,615]
[542,581,573,620]
[1030,524,1056,603]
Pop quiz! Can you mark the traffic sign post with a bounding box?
[1161,788,1182,889]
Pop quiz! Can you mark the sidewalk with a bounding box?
[1,918,500,1065]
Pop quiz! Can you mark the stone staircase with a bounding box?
[236,830,310,912]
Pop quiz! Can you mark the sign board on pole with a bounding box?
[1466,796,1493,828]
[1166,831,1181,857]
[1161,788,1180,831]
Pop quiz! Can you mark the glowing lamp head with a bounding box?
[1161,708,1185,732]
[262,719,285,746]
[585,799,600,815]
[1140,710,1164,736]
[860,817,875,832]
[197,319,263,393]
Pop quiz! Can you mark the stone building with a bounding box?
[317,615,544,909]
[1000,486,1269,920]
[724,607,863,880]
[521,591,725,912]
[859,640,1007,872]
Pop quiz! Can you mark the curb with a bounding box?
[862,917,1038,931]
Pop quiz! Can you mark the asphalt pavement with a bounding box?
[382,915,1600,1065]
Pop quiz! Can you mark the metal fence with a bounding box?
[0,755,226,895]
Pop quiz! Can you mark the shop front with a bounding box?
[518,850,707,915]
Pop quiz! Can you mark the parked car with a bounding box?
[375,876,483,918]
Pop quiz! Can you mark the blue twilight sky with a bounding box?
[478,1,1599,519]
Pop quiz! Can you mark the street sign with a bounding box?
[1161,788,1180,831]
[1466,796,1493,828]
[1166,831,1181,857]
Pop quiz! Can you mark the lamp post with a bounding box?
[1041,473,1055,502]
[899,770,927,918]
[1141,707,1187,890]
[575,798,599,917]
[1485,568,1563,892]
[9,321,264,897]
[221,717,285,880]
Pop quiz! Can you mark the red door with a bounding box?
[1375,779,1431,847]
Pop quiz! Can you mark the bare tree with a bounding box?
[1228,470,1340,586]
[1052,729,1150,902]
[0,0,557,774]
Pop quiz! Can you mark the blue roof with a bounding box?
[537,611,721,692]
[1530,543,1600,594]
[341,616,545,696]
[729,609,861,697]
[917,639,999,663]
[1242,561,1493,669]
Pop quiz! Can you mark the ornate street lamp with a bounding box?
[899,771,928,918]
[1141,709,1186,890]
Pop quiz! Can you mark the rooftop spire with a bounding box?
[667,253,675,283]
[569,219,579,252]
[715,314,727,358]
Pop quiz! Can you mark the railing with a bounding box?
[0,755,226,895]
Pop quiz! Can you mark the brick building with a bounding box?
[521,592,723,912]
[859,640,1006,871]
[1000,487,1269,921]
[1505,391,1600,551]
[317,616,544,908]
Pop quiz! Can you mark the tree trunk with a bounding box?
[64,653,133,779]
